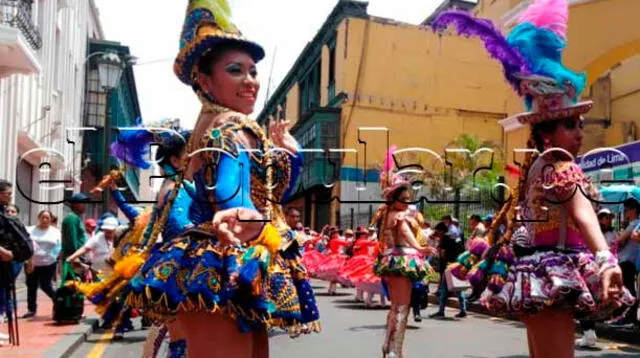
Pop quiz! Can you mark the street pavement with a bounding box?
[0,279,97,358]
[71,281,640,358]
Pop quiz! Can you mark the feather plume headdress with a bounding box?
[110,118,190,170]
[432,0,592,125]
[175,0,265,87]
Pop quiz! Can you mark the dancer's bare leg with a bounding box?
[178,312,253,358]
[386,277,411,304]
[382,277,412,357]
[525,310,574,358]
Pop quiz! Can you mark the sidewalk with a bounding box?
[0,287,97,358]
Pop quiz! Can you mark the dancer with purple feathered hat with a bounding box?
[432,0,634,356]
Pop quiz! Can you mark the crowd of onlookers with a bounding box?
[0,179,139,346]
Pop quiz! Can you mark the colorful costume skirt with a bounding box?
[481,249,635,320]
[126,228,321,335]
[301,250,325,277]
[338,255,376,287]
[354,273,383,294]
[315,253,348,282]
[374,247,434,282]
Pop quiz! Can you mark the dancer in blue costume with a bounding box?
[71,124,193,357]
[126,1,320,357]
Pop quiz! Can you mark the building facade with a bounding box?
[80,39,142,219]
[0,0,104,225]
[258,1,513,230]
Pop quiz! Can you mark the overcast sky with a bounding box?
[94,0,470,128]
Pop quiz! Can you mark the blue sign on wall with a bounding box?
[577,141,640,178]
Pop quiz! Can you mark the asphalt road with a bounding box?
[71,281,640,358]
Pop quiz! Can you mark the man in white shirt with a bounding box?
[66,217,119,276]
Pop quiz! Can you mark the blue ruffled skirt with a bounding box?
[127,230,321,335]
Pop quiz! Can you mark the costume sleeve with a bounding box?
[111,189,141,222]
[215,150,257,211]
[542,161,592,200]
[200,122,258,211]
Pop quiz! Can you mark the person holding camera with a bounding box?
[0,180,33,345]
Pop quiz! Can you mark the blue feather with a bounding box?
[507,23,586,109]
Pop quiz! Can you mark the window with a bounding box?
[328,44,336,100]
[83,69,107,127]
[299,60,322,118]
[329,46,336,85]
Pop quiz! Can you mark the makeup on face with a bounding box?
[207,50,260,114]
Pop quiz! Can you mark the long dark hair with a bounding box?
[156,131,191,175]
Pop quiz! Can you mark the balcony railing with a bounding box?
[0,0,42,50]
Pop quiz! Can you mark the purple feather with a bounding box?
[110,124,154,170]
[432,10,530,90]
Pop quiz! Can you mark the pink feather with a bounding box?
[518,0,569,39]
[383,145,397,173]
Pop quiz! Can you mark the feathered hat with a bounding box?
[380,145,411,200]
[110,118,190,170]
[174,0,265,87]
[432,0,592,125]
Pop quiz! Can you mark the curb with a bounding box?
[43,316,99,358]
[430,293,640,346]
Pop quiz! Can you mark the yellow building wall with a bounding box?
[286,83,300,128]
[475,0,522,23]
[320,45,330,107]
[334,17,511,168]
[609,55,640,145]
[340,18,512,114]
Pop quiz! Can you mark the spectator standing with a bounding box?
[576,208,619,348]
[442,215,461,240]
[84,218,97,240]
[610,199,640,328]
[0,180,32,345]
[467,215,487,250]
[66,217,119,276]
[22,210,61,318]
[285,207,302,229]
[4,205,18,217]
[429,222,466,319]
[61,194,90,262]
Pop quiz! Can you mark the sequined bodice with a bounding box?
[518,158,600,249]
[190,114,300,227]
